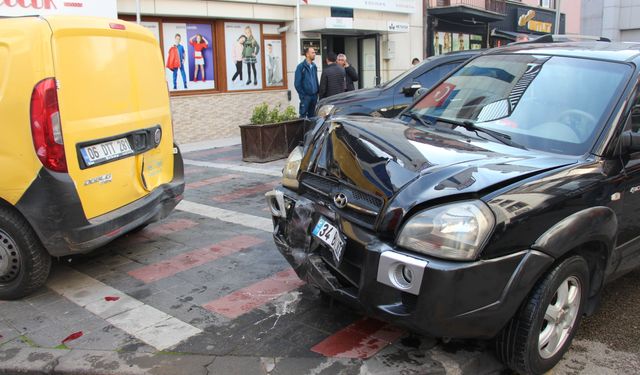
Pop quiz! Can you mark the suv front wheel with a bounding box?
[0,207,51,300]
[496,255,590,374]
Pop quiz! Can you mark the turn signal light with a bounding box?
[30,78,67,172]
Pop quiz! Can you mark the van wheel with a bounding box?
[0,208,51,300]
[495,256,589,375]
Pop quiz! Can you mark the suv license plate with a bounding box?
[312,217,345,263]
[80,138,134,166]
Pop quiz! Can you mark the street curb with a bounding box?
[179,138,241,153]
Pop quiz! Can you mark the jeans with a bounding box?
[173,65,187,89]
[299,95,317,119]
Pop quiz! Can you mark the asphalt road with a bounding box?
[0,142,638,375]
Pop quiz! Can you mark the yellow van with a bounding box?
[0,16,184,299]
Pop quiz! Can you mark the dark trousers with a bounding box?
[246,62,257,81]
[231,61,243,81]
[299,95,317,118]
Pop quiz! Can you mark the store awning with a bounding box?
[428,5,505,24]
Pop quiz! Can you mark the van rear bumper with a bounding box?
[16,146,185,257]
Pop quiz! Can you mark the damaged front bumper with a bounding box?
[266,186,554,339]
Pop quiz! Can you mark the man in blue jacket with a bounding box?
[294,47,319,118]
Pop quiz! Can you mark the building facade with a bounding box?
[116,0,424,143]
[581,0,640,42]
[425,0,580,56]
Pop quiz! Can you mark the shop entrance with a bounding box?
[321,34,380,89]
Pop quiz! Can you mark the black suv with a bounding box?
[315,50,478,118]
[267,41,640,374]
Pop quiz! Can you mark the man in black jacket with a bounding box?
[319,52,346,99]
[337,53,358,91]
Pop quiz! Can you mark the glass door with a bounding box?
[357,34,380,89]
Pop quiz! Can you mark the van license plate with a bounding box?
[312,217,345,263]
[81,138,133,166]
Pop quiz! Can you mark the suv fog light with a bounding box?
[391,264,414,289]
[265,190,287,218]
[402,266,413,283]
[377,251,427,295]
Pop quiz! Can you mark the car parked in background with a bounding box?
[315,50,480,118]
[0,16,184,299]
[268,41,640,374]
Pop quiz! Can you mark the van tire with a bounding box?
[495,256,589,375]
[0,207,51,300]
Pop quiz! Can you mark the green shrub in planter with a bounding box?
[241,103,306,162]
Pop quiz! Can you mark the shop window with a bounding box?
[264,39,285,88]
[119,16,287,95]
[434,32,483,56]
[224,22,263,91]
[162,23,216,92]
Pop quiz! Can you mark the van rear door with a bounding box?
[45,16,175,219]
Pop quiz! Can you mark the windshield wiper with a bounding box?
[406,111,432,129]
[434,117,527,150]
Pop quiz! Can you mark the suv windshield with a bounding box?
[408,54,631,155]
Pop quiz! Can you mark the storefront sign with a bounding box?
[516,8,554,34]
[302,0,415,14]
[0,0,117,18]
[387,21,409,33]
[325,17,353,29]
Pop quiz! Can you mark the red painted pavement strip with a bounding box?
[186,174,241,189]
[203,269,304,319]
[128,235,265,283]
[310,317,406,359]
[212,180,280,203]
[144,218,199,237]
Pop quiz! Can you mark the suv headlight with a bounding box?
[396,200,495,260]
[317,104,335,118]
[282,146,303,190]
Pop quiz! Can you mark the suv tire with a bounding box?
[496,255,589,375]
[0,207,51,300]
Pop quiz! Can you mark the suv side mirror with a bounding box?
[413,87,429,101]
[403,82,422,96]
[621,130,640,153]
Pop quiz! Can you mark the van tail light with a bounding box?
[30,78,67,173]
[109,23,126,30]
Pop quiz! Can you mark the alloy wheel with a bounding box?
[538,275,581,359]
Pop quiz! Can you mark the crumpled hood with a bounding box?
[301,116,577,202]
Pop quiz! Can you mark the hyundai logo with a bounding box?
[333,193,348,208]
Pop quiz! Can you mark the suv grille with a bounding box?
[299,172,384,229]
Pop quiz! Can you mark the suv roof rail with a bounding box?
[518,34,611,44]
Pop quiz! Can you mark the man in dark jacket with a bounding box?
[319,52,346,99]
[294,47,319,118]
[337,53,358,91]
